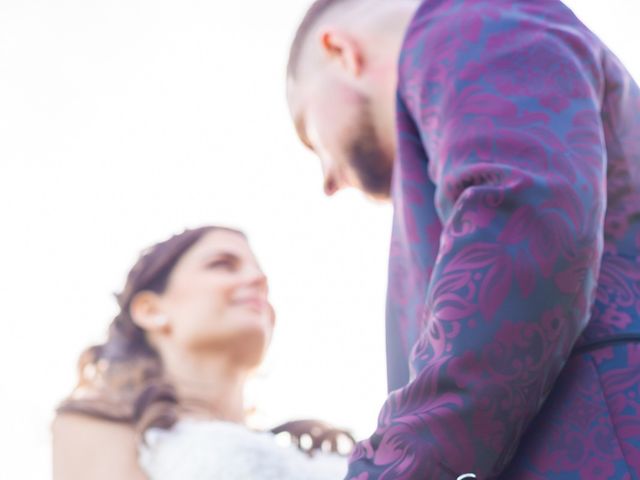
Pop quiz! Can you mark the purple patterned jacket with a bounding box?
[346,1,640,479]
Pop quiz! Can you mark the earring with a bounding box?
[153,315,168,328]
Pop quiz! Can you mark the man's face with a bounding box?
[288,75,393,199]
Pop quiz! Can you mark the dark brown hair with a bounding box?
[56,226,245,439]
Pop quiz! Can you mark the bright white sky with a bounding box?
[0,1,638,478]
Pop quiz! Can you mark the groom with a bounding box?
[286,0,640,478]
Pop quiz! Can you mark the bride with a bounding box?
[52,226,351,479]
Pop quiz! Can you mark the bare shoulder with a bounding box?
[52,413,148,480]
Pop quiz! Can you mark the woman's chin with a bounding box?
[184,316,272,365]
[232,312,273,337]
[225,324,271,366]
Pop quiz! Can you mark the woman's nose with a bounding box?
[246,268,268,292]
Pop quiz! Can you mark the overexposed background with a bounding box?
[0,0,638,478]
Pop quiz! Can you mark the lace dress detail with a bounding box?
[138,419,347,479]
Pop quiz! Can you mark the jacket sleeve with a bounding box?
[346,5,607,479]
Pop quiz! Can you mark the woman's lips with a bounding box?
[233,297,269,311]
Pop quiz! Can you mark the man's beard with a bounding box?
[347,107,393,199]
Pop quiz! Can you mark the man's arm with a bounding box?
[347,3,606,479]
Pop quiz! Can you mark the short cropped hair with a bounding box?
[287,0,356,79]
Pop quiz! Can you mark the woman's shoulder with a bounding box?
[52,413,147,480]
[52,412,139,451]
[53,411,133,434]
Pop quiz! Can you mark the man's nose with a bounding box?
[323,174,339,196]
[320,156,342,196]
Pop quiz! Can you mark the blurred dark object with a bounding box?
[271,419,356,456]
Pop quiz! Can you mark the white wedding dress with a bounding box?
[138,418,348,480]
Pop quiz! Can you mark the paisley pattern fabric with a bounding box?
[346,1,640,478]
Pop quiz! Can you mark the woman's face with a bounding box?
[156,229,274,365]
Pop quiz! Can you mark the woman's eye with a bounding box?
[207,260,235,270]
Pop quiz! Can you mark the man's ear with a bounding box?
[319,29,363,77]
[129,291,169,333]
